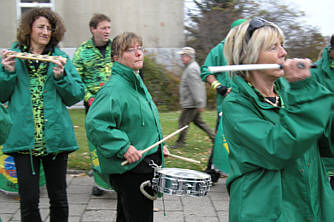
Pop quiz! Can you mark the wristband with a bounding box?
[88,97,95,107]
[211,80,222,89]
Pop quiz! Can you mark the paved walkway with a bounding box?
[0,173,229,222]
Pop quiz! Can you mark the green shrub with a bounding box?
[142,55,180,111]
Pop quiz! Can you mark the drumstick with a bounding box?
[121,125,189,166]
[208,63,317,73]
[167,153,201,164]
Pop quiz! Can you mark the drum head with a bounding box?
[158,168,210,180]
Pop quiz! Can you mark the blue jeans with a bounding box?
[13,152,68,222]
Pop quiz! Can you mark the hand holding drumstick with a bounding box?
[123,144,171,164]
[122,125,189,166]
[52,56,67,79]
[1,49,67,79]
[1,49,17,73]
[122,125,201,166]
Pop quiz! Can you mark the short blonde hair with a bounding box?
[224,18,284,79]
[111,32,143,58]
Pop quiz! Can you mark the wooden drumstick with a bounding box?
[167,153,201,164]
[121,125,189,166]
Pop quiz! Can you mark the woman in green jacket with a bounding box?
[311,35,334,189]
[222,18,334,222]
[0,8,84,222]
[85,32,169,222]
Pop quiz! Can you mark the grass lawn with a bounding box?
[68,109,217,172]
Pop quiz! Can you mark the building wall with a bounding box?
[0,0,185,49]
[0,1,17,48]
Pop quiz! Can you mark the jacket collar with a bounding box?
[232,75,285,109]
[86,37,111,48]
[112,62,144,87]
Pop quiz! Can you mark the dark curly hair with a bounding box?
[16,8,66,48]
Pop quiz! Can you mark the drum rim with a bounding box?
[156,168,211,180]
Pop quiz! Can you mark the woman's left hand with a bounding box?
[52,57,67,79]
[163,145,170,157]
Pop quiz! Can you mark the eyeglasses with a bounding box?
[126,47,144,54]
[33,25,54,33]
[245,17,268,43]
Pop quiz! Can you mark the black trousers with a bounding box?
[13,152,69,222]
[110,171,154,222]
[206,112,221,170]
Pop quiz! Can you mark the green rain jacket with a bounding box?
[72,37,113,103]
[0,104,12,145]
[200,40,232,113]
[222,75,334,222]
[85,62,165,174]
[312,46,334,174]
[0,42,85,154]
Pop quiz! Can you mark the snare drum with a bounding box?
[152,168,212,197]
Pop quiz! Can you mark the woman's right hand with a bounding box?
[123,145,142,164]
[1,50,16,73]
[283,58,312,82]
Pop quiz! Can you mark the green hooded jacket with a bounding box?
[312,46,334,174]
[200,40,232,113]
[85,62,165,174]
[222,75,334,222]
[0,104,12,145]
[72,37,113,103]
[0,42,85,154]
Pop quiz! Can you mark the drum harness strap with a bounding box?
[143,160,166,216]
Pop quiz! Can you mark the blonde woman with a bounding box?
[222,18,334,221]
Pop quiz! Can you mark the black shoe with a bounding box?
[204,168,221,183]
[92,186,104,196]
[169,143,185,149]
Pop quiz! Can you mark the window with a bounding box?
[16,0,55,21]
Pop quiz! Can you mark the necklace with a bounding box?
[246,81,282,107]
[264,96,280,107]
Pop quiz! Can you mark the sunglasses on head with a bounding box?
[245,17,269,43]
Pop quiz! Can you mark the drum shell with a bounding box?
[152,168,211,197]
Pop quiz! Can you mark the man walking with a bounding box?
[171,47,215,148]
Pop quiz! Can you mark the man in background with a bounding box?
[72,13,113,196]
[171,47,215,149]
